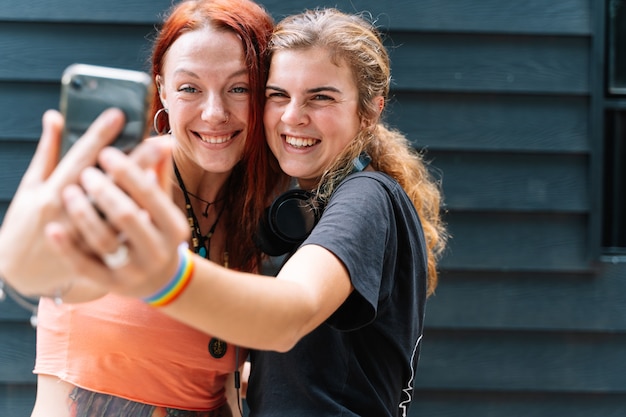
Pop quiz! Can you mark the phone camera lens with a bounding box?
[70,77,83,91]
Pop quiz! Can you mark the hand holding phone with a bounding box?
[59,63,153,159]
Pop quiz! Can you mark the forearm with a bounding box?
[157,245,353,352]
[58,279,109,303]
[0,242,71,297]
[0,225,105,303]
[0,266,107,305]
[161,258,312,352]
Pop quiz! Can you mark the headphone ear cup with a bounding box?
[256,152,370,256]
[254,207,297,256]
[254,189,319,256]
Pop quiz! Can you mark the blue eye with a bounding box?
[179,86,197,93]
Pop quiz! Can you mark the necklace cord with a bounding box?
[173,161,225,259]
[186,189,225,217]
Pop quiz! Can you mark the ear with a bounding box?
[361,96,385,130]
[156,75,167,109]
[373,96,384,115]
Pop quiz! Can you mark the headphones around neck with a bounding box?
[255,152,372,256]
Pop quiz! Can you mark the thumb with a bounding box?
[129,136,173,193]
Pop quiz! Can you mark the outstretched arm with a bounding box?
[47,147,353,351]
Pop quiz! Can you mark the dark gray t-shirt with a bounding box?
[248,172,428,417]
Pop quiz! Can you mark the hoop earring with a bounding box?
[153,108,169,134]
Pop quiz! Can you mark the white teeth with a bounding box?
[285,135,317,147]
[198,134,232,144]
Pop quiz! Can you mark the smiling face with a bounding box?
[264,47,362,190]
[158,26,249,174]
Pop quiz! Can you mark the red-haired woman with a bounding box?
[23,1,283,416]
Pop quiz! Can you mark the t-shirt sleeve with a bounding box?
[303,175,394,331]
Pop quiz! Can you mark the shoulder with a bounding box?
[313,171,405,239]
[331,171,409,212]
[337,171,403,198]
[321,172,394,220]
[339,171,397,189]
[332,171,424,239]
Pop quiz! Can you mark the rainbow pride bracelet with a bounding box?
[143,243,195,307]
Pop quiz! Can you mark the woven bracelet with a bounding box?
[143,243,195,307]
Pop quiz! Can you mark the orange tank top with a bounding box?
[34,294,246,411]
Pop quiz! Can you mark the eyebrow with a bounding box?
[265,85,342,94]
[174,67,249,80]
[173,68,199,78]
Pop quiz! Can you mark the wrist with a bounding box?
[143,242,195,307]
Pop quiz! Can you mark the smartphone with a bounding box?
[59,63,153,159]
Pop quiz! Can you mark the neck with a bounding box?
[171,155,231,203]
[173,160,227,259]
[296,177,319,191]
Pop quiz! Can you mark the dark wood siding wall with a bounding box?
[392,1,626,416]
[1,1,623,416]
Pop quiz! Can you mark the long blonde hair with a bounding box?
[268,8,447,295]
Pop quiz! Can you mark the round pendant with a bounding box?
[208,338,227,358]
[199,246,207,258]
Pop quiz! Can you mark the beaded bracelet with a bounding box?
[143,243,195,307]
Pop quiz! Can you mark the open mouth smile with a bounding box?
[195,131,238,144]
[284,135,319,148]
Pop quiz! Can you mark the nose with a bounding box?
[280,99,308,126]
[201,92,229,124]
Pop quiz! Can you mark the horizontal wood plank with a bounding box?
[427,262,626,332]
[440,212,591,271]
[0,324,37,384]
[0,295,38,323]
[0,22,154,82]
[0,0,169,23]
[388,33,589,94]
[387,93,589,153]
[0,142,36,200]
[432,153,589,212]
[0,385,36,417]
[262,0,591,35]
[409,391,626,417]
[0,83,58,140]
[1,1,591,36]
[416,329,626,392]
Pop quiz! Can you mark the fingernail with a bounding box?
[102,108,124,125]
[106,107,123,117]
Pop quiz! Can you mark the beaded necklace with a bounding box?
[173,161,225,260]
[173,161,232,362]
